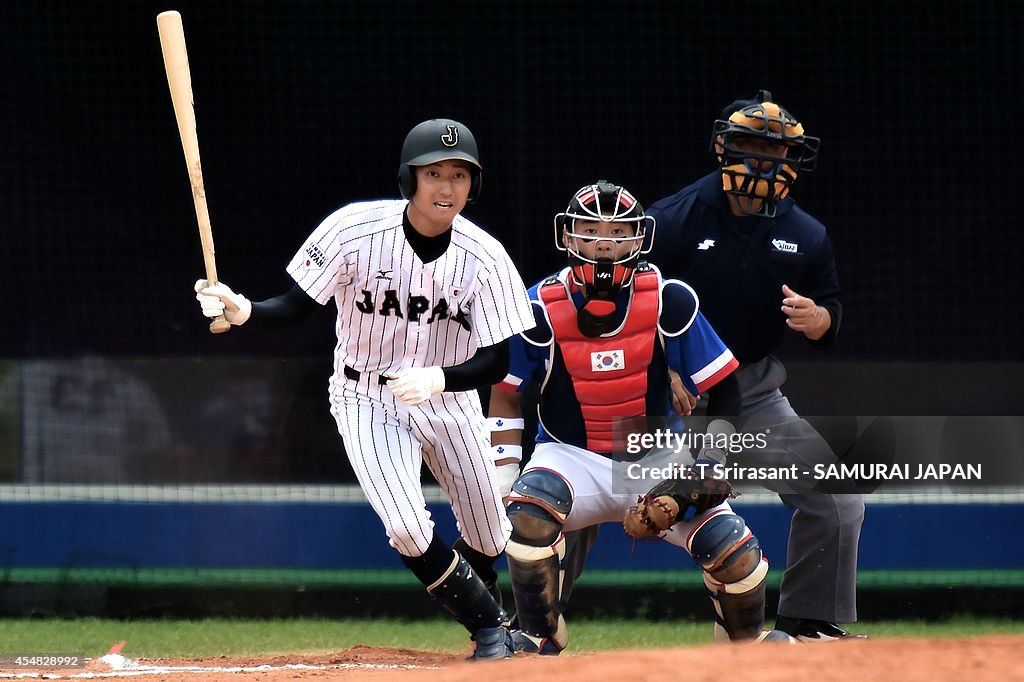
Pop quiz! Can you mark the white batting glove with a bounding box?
[387,366,445,406]
[194,279,252,326]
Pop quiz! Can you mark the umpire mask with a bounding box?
[711,90,820,217]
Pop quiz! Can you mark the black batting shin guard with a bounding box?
[401,535,506,634]
[505,535,568,650]
[453,537,502,607]
[453,537,499,583]
[426,551,508,634]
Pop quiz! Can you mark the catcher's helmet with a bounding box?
[398,118,482,203]
[554,180,654,298]
[711,90,820,217]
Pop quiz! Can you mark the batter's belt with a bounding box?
[344,365,390,385]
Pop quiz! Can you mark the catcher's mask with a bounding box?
[710,90,820,218]
[554,180,654,298]
[553,180,655,337]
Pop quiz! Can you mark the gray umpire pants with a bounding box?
[734,356,864,623]
[558,355,864,623]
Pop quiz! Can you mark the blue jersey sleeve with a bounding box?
[496,285,550,393]
[660,279,738,394]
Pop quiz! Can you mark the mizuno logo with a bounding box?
[375,269,393,280]
[697,239,715,251]
[771,239,798,253]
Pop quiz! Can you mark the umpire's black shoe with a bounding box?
[775,616,868,642]
[468,626,514,661]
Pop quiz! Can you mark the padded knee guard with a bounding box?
[508,469,573,525]
[688,511,769,642]
[504,469,572,652]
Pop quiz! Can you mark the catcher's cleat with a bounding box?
[469,626,514,661]
[755,629,799,644]
[775,617,868,642]
[510,629,562,656]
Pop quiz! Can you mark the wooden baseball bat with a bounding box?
[157,10,231,334]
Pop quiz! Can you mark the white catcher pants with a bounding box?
[523,441,732,552]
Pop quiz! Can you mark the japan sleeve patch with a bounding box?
[303,244,326,270]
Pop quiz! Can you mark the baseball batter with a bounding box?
[194,118,534,660]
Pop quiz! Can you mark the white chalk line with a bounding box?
[0,659,439,678]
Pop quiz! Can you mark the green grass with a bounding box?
[0,617,1021,658]
[5,568,1024,588]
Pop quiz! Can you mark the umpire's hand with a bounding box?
[781,284,830,340]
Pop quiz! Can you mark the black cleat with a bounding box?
[775,617,868,642]
[469,626,514,661]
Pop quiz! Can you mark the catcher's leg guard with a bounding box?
[505,469,572,653]
[688,511,769,642]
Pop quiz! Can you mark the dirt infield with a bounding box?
[3,636,1021,682]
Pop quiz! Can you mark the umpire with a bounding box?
[644,90,865,640]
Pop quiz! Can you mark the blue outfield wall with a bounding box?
[3,500,1023,572]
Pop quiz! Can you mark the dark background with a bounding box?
[4,0,1020,363]
[1,3,1021,619]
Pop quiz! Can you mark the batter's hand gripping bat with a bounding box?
[157,10,230,333]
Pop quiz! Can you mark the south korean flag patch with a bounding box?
[591,349,625,372]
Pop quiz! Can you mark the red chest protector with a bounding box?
[539,269,660,453]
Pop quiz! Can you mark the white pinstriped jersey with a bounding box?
[284,199,533,557]
[287,200,535,380]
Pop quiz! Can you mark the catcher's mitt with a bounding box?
[622,469,734,540]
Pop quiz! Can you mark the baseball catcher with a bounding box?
[486,181,783,653]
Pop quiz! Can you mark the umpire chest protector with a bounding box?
[539,268,660,453]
